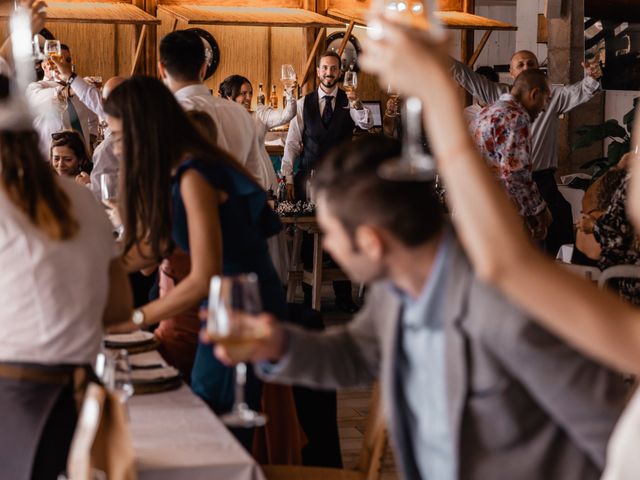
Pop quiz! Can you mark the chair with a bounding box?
[558,262,601,281]
[598,265,640,290]
[262,383,388,480]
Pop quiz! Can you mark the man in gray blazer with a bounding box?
[213,136,626,480]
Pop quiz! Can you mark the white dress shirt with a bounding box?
[174,84,270,189]
[252,90,297,190]
[89,134,119,200]
[26,79,99,156]
[281,86,373,182]
[0,177,117,364]
[69,75,105,120]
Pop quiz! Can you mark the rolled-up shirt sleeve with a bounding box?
[350,105,373,130]
[70,76,105,120]
[281,98,305,183]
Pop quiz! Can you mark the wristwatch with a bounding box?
[66,72,77,85]
[132,308,145,327]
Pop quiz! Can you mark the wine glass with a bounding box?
[100,173,118,203]
[207,274,268,428]
[342,69,358,109]
[281,64,297,91]
[43,39,61,61]
[112,349,134,404]
[372,0,442,181]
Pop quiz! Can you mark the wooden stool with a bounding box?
[282,216,348,311]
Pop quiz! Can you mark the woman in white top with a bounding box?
[219,75,297,280]
[0,75,132,479]
[360,18,640,480]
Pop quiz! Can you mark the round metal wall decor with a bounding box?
[185,28,221,79]
[326,31,362,73]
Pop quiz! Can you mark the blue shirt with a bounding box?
[394,230,456,480]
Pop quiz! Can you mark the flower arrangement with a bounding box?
[275,200,315,217]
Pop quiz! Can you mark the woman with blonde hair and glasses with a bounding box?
[360,18,640,480]
[0,75,132,478]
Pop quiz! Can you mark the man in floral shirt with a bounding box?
[472,69,552,240]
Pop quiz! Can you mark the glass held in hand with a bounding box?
[343,68,358,93]
[100,173,118,203]
[387,84,400,116]
[378,96,437,181]
[44,39,62,61]
[280,64,297,91]
[207,274,268,428]
[367,0,444,40]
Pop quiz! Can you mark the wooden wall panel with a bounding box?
[0,21,136,78]
[269,26,307,101]
[159,0,302,6]
[325,0,463,12]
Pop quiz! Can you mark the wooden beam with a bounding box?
[467,29,491,67]
[171,17,179,32]
[337,20,355,57]
[302,27,326,88]
[131,24,148,76]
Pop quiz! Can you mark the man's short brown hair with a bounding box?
[313,136,445,247]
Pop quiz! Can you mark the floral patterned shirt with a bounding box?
[593,175,640,304]
[472,94,547,217]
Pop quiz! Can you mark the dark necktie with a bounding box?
[321,95,334,126]
[66,95,84,139]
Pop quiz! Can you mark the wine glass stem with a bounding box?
[402,96,423,162]
[234,362,248,409]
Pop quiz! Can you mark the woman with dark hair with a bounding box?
[220,74,296,280]
[0,74,132,478]
[49,129,92,179]
[219,74,296,190]
[104,76,286,448]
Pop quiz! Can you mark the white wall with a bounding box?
[515,0,547,62]
[473,5,517,68]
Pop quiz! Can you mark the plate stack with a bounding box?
[103,331,160,354]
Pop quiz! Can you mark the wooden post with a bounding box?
[337,20,355,56]
[467,29,491,68]
[301,28,325,89]
[131,24,148,76]
[460,0,475,106]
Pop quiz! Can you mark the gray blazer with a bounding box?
[261,238,626,480]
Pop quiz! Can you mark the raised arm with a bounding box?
[450,58,505,105]
[553,74,601,115]
[255,90,297,130]
[360,20,640,375]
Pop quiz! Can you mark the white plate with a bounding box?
[104,331,154,345]
[131,366,180,383]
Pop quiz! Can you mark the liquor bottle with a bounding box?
[283,88,288,110]
[257,83,266,106]
[270,84,278,109]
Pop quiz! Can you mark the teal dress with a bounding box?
[171,158,286,437]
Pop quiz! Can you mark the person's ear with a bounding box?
[355,225,385,261]
[157,62,167,79]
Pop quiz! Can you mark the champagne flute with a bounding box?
[342,69,358,109]
[207,274,268,428]
[373,0,442,181]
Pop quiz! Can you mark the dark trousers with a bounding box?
[287,304,342,468]
[533,169,575,256]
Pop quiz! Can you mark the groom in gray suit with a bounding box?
[213,136,626,480]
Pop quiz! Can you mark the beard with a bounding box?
[321,75,338,89]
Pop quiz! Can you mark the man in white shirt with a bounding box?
[53,54,124,198]
[157,31,265,184]
[26,44,98,156]
[282,51,372,313]
[281,51,373,201]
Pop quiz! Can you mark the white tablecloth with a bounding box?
[128,353,265,480]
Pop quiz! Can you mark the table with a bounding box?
[128,352,265,480]
[280,216,349,311]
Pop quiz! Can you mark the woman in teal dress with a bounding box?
[103,76,286,448]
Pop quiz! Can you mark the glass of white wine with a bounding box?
[372,0,442,181]
[207,274,268,428]
[343,68,358,109]
[281,64,296,90]
[43,39,61,61]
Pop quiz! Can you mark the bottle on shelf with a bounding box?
[270,84,278,109]
[257,83,266,106]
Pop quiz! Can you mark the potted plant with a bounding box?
[573,97,637,181]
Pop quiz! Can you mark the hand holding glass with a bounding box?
[281,64,297,92]
[207,274,268,428]
[44,39,61,61]
[100,173,118,203]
